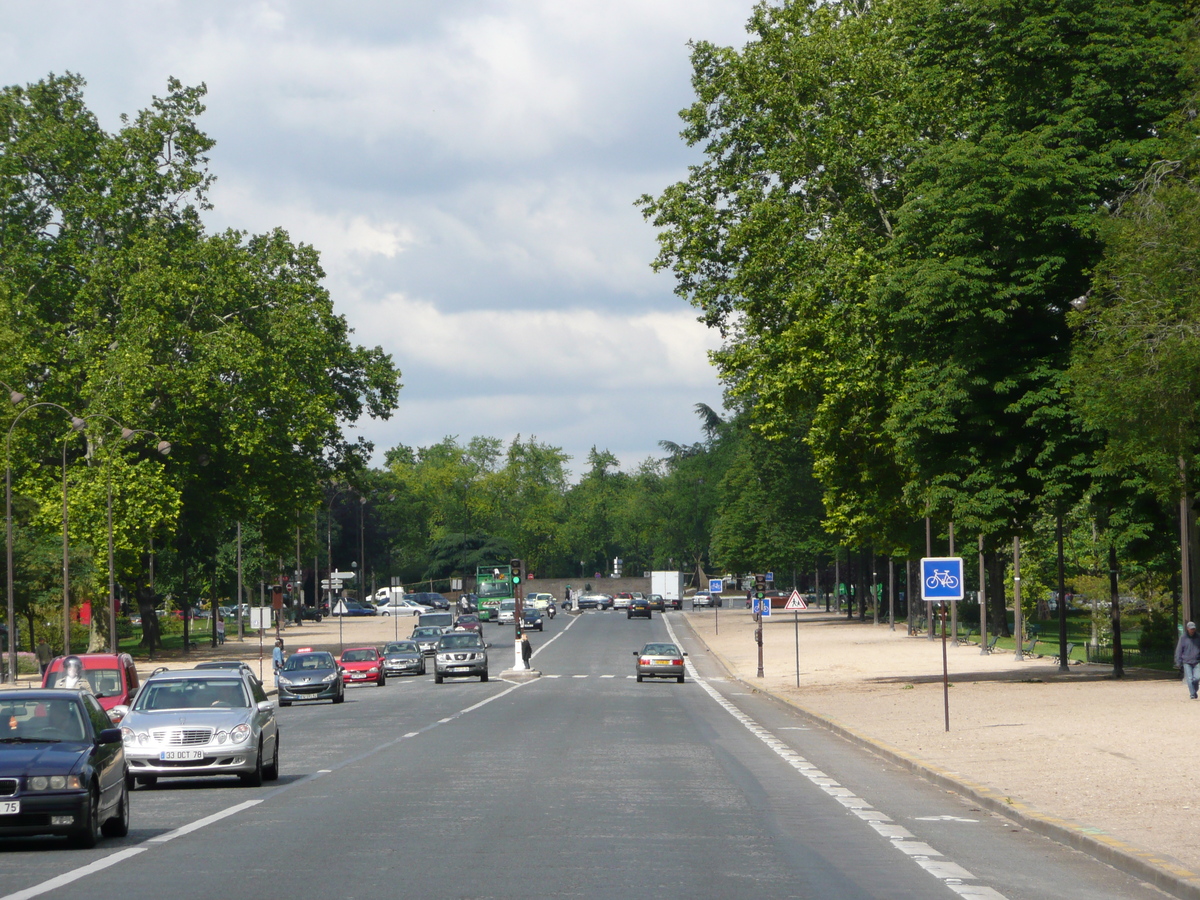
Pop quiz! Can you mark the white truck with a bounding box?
[651,571,684,605]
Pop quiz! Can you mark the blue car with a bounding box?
[521,606,544,632]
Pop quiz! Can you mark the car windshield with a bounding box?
[0,697,87,742]
[384,642,418,654]
[642,644,680,657]
[523,609,540,618]
[477,581,511,599]
[134,678,250,710]
[284,653,335,671]
[342,649,377,662]
[438,634,484,650]
[412,627,442,638]
[45,667,122,697]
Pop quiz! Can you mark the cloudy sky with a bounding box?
[0,1,755,478]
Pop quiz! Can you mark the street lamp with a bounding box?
[6,402,84,682]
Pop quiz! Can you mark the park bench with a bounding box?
[1022,634,1038,656]
[960,627,975,645]
[983,634,999,653]
[1051,642,1076,665]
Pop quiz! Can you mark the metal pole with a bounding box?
[941,601,950,732]
[926,517,934,641]
[1014,536,1024,661]
[107,460,116,653]
[949,522,958,645]
[888,557,895,631]
[237,521,244,641]
[906,559,913,636]
[872,554,879,625]
[62,439,70,658]
[1057,512,1068,672]
[794,609,799,687]
[295,523,302,629]
[978,534,988,655]
[755,606,764,678]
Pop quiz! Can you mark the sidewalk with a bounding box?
[683,607,1200,900]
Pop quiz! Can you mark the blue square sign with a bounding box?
[709,578,724,594]
[920,557,964,602]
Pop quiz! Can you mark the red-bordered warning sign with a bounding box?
[784,589,808,610]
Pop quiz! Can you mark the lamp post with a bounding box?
[6,401,83,682]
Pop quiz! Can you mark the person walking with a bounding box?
[35,639,53,677]
[216,613,226,645]
[272,638,285,688]
[520,632,532,669]
[1175,621,1200,699]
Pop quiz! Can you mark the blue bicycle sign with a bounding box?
[920,557,964,602]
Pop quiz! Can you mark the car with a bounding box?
[377,598,429,617]
[576,594,605,610]
[612,592,634,610]
[43,654,141,723]
[434,633,490,683]
[631,592,645,601]
[116,669,279,788]
[411,625,449,655]
[497,599,517,624]
[647,594,666,612]
[277,651,345,705]
[382,641,427,677]
[0,689,129,847]
[526,593,554,610]
[627,597,651,619]
[192,660,264,687]
[453,614,483,635]
[633,642,688,683]
[521,606,543,632]
[409,592,450,610]
[692,591,721,608]
[331,599,375,617]
[339,647,386,687]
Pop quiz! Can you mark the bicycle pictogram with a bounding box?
[925,569,960,591]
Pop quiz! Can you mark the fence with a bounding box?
[1084,645,1173,670]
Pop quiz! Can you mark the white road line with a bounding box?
[661,617,1009,900]
[600,674,615,678]
[1,848,147,900]
[530,613,581,660]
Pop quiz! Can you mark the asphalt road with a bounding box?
[0,610,1172,900]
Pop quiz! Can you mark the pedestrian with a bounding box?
[1176,622,1200,699]
[216,613,226,645]
[35,639,53,677]
[520,632,532,669]
[272,638,285,687]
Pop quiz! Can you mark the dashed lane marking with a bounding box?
[661,616,1009,900]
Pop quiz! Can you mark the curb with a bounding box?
[677,614,1200,900]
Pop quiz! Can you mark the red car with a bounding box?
[339,646,387,686]
[42,653,140,722]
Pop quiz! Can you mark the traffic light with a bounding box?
[510,558,523,585]
[754,573,767,601]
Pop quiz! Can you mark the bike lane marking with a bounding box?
[662,615,1008,900]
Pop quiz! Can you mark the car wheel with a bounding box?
[434,672,444,684]
[636,673,643,682]
[240,743,264,787]
[420,662,427,675]
[125,770,135,791]
[677,675,685,683]
[70,784,102,848]
[136,775,157,788]
[264,732,280,782]
[101,778,130,838]
[333,688,345,704]
[279,699,291,707]
[481,671,489,682]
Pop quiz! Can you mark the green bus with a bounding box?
[475,565,514,622]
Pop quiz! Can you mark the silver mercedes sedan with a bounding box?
[116,670,279,788]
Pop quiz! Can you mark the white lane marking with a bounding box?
[600,675,615,679]
[2,681,527,900]
[661,617,1009,900]
[572,674,588,678]
[1,848,147,900]
[916,815,979,823]
[531,612,582,660]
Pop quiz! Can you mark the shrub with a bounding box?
[1138,607,1177,656]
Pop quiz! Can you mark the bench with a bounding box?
[1022,635,1038,656]
[982,634,999,653]
[1052,642,1076,665]
[960,628,975,645]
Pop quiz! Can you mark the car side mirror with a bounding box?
[632,651,639,656]
[257,700,274,713]
[96,727,122,745]
[108,705,129,724]
[683,652,689,656]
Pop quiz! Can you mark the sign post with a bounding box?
[921,557,964,732]
[784,589,807,686]
[710,578,723,634]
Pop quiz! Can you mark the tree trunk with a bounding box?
[1057,511,1068,673]
[986,550,1010,637]
[135,580,161,654]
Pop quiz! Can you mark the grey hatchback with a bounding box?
[633,642,687,683]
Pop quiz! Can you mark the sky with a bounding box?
[0,1,756,480]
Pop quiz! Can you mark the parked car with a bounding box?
[331,599,375,617]
[411,625,449,655]
[277,651,344,705]
[382,641,426,677]
[0,689,129,846]
[339,647,387,687]
[521,606,544,632]
[409,592,450,610]
[627,597,652,619]
[116,669,279,788]
[43,653,141,722]
[633,642,688,683]
[434,633,490,683]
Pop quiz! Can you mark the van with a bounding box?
[417,612,454,630]
[42,652,140,721]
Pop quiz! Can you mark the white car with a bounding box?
[692,591,714,608]
[526,593,554,610]
[497,599,517,624]
[612,593,635,610]
[377,598,430,617]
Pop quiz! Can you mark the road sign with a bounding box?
[330,570,356,581]
[320,579,343,589]
[765,572,774,582]
[920,557,964,602]
[784,590,808,610]
[754,597,772,617]
[709,578,724,594]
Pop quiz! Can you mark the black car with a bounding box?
[0,689,129,847]
[382,641,427,677]
[410,592,450,610]
[332,599,375,617]
[521,606,544,632]
[647,594,665,612]
[277,651,345,705]
[627,598,652,619]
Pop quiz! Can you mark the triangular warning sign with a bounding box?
[784,589,808,610]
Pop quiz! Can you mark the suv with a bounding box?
[433,632,489,683]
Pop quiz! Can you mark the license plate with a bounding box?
[159,749,204,761]
[449,666,469,672]
[349,673,365,679]
[0,800,18,815]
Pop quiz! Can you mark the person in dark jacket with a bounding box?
[1174,621,1200,699]
[520,632,532,669]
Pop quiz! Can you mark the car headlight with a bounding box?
[367,667,378,674]
[27,775,82,790]
[278,676,293,685]
[214,730,229,744]
[322,672,338,683]
[230,724,251,743]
